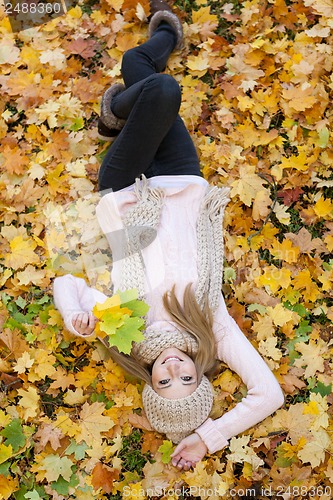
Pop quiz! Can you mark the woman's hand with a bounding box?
[171,433,208,471]
[71,312,97,336]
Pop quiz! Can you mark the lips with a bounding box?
[162,356,183,364]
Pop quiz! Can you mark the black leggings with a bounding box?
[98,22,202,192]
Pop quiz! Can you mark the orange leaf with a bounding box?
[92,462,120,493]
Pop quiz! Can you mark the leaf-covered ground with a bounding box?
[0,0,333,498]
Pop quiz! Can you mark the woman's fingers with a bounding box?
[175,458,195,471]
[71,313,96,335]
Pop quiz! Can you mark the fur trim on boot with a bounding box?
[148,11,183,51]
[98,83,126,141]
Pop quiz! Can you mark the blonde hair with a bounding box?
[105,284,218,384]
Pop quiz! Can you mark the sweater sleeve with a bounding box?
[195,294,285,454]
[53,274,108,337]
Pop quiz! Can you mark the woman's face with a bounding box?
[151,347,198,399]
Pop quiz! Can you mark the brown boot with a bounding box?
[150,0,172,16]
[148,1,183,50]
[97,84,126,141]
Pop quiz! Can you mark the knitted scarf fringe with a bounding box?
[119,175,230,313]
[120,176,164,297]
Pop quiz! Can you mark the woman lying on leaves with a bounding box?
[54,0,284,472]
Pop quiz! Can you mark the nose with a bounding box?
[166,362,180,377]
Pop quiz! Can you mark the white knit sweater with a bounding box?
[53,175,284,454]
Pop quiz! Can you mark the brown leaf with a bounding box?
[128,412,154,431]
[277,187,304,206]
[91,462,120,494]
[0,145,29,176]
[66,38,99,60]
[285,227,327,254]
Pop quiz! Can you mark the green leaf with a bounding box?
[318,126,329,148]
[24,491,42,500]
[107,316,145,354]
[158,440,174,464]
[311,381,332,397]
[247,303,267,315]
[51,474,79,495]
[224,267,236,283]
[69,117,84,131]
[123,299,150,317]
[1,419,26,452]
[98,311,124,336]
[295,320,312,335]
[117,289,149,316]
[0,461,10,476]
[118,288,139,303]
[15,296,27,309]
[65,440,89,460]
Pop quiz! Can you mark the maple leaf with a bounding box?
[77,402,114,446]
[285,227,326,254]
[230,165,265,206]
[158,440,174,464]
[277,187,304,206]
[38,454,74,482]
[92,462,120,493]
[66,38,99,59]
[293,339,327,378]
[0,419,26,452]
[0,145,29,176]
[4,236,39,271]
[34,422,64,453]
[93,290,148,354]
[0,40,20,65]
[17,386,40,420]
[13,351,34,374]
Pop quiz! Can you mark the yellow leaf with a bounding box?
[0,410,12,428]
[192,6,218,25]
[267,303,297,327]
[227,435,264,469]
[53,411,80,438]
[273,202,291,225]
[38,454,74,482]
[294,339,327,378]
[69,5,82,17]
[0,443,13,464]
[15,265,47,286]
[13,352,34,375]
[230,165,265,206]
[259,337,282,362]
[293,269,321,302]
[297,428,331,468]
[17,386,40,420]
[324,234,333,251]
[77,402,114,447]
[213,369,241,393]
[29,350,56,381]
[269,238,300,263]
[186,53,210,77]
[4,236,39,270]
[252,189,271,221]
[63,388,89,405]
[0,474,18,499]
[256,267,291,294]
[279,152,309,172]
[314,196,333,217]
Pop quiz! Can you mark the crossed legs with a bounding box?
[98,22,201,192]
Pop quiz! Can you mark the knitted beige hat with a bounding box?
[142,375,214,443]
[131,321,199,365]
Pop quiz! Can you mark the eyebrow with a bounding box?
[158,381,197,389]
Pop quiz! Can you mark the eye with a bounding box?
[181,376,193,382]
[159,379,170,385]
